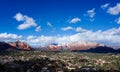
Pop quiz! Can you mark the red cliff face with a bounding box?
[48,42,103,51]
[49,45,62,51]
[8,41,31,50]
[66,42,102,50]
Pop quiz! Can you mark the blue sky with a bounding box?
[0,0,120,47]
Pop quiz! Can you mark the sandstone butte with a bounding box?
[8,40,31,50]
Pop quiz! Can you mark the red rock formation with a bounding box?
[8,40,31,50]
[67,42,102,50]
[49,45,61,51]
[48,42,103,51]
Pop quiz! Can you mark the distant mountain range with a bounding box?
[34,42,120,53]
[0,41,120,53]
[36,42,103,51]
[0,41,31,51]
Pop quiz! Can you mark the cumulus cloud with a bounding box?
[115,17,120,24]
[14,13,37,30]
[47,22,52,27]
[87,8,96,18]
[35,26,41,32]
[61,26,74,31]
[74,27,120,47]
[26,35,54,46]
[69,17,81,24]
[14,13,24,21]
[27,35,35,40]
[0,33,22,42]
[76,27,88,32]
[101,3,110,9]
[84,8,96,22]
[25,27,120,48]
[103,27,120,35]
[107,3,120,15]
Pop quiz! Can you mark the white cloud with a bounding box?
[61,26,74,31]
[115,17,120,24]
[74,27,120,47]
[35,26,41,32]
[69,17,81,24]
[101,3,110,9]
[107,3,120,15]
[14,13,24,21]
[103,27,120,35]
[87,8,96,18]
[25,27,120,48]
[84,8,96,22]
[0,32,22,41]
[76,27,88,32]
[27,35,35,40]
[47,22,52,27]
[26,35,54,46]
[14,13,37,30]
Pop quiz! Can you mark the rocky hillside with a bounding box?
[47,42,103,51]
[0,42,16,50]
[72,46,120,53]
[0,41,31,51]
